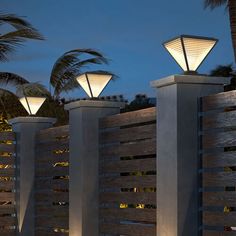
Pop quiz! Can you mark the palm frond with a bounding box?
[66,48,109,64]
[0,13,34,29]
[0,72,29,86]
[0,28,44,61]
[210,64,234,77]
[0,88,18,98]
[0,13,44,61]
[204,0,228,9]
[16,82,51,98]
[50,48,109,98]
[59,78,80,94]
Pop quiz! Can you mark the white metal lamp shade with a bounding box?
[76,73,112,98]
[19,97,46,115]
[163,35,218,72]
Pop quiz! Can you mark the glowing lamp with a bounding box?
[163,35,218,73]
[76,72,112,98]
[19,97,46,115]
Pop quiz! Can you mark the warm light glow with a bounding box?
[76,73,112,98]
[19,97,46,115]
[163,35,217,72]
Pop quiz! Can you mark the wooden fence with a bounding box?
[99,107,157,236]
[201,90,236,236]
[35,125,69,236]
[0,131,16,236]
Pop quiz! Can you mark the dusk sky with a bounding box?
[0,0,234,100]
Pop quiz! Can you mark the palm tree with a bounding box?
[204,0,236,62]
[0,13,44,61]
[209,64,236,90]
[50,48,113,99]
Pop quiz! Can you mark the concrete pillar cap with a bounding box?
[150,74,231,89]
[65,100,125,111]
[9,116,56,125]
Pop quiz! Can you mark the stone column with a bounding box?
[9,117,56,236]
[65,100,124,236]
[151,75,230,236]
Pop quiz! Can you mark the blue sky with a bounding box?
[0,0,234,100]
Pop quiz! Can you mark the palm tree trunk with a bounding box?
[228,0,236,62]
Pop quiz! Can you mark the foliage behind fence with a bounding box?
[99,107,157,236]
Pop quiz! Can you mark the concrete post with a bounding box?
[9,117,56,236]
[151,75,230,236]
[65,100,124,236]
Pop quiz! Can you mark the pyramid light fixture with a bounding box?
[76,72,113,98]
[19,97,46,115]
[163,35,218,73]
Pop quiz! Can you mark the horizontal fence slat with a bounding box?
[0,180,14,189]
[0,144,15,153]
[35,230,68,236]
[36,167,68,177]
[100,139,156,158]
[100,175,156,188]
[0,231,16,236]
[35,216,68,228]
[203,211,236,226]
[36,141,69,153]
[0,205,15,214]
[35,178,68,190]
[203,152,236,168]
[35,192,68,203]
[0,158,14,165]
[203,230,236,236]
[100,158,156,173]
[0,132,15,141]
[100,208,156,222]
[36,205,68,217]
[203,110,236,130]
[202,130,236,149]
[100,192,156,205]
[100,124,156,144]
[202,90,236,112]
[100,222,156,236]
[203,191,236,207]
[0,216,16,226]
[100,107,156,129]
[203,172,236,187]
[36,125,69,142]
[0,192,14,201]
[0,168,15,177]
[36,152,69,163]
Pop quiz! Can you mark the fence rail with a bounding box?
[0,131,16,236]
[99,107,157,236]
[35,125,69,236]
[201,90,236,236]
